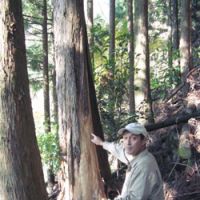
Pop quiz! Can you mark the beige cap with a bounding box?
[118,122,148,137]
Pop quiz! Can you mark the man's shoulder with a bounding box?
[136,150,158,168]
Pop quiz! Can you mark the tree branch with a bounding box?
[145,111,200,131]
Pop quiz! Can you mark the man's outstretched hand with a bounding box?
[91,133,104,146]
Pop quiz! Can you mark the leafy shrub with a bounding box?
[37,130,60,173]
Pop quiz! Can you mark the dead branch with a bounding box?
[145,111,200,131]
[164,67,199,103]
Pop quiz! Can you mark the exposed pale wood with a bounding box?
[54,0,107,199]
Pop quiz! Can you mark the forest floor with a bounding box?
[107,67,200,200]
[48,68,200,200]
[150,67,200,200]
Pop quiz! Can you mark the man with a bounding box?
[91,122,164,200]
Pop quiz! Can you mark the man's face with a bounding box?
[122,132,146,156]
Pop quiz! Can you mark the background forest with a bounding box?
[1,0,199,199]
[24,0,200,199]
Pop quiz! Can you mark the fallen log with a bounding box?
[145,111,200,132]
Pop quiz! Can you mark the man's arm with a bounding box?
[91,134,128,164]
[91,133,104,146]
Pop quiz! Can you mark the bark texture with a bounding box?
[172,0,179,50]
[127,0,135,114]
[42,0,51,133]
[134,0,154,123]
[109,0,115,65]
[54,0,106,199]
[180,0,192,80]
[87,0,94,65]
[0,0,48,199]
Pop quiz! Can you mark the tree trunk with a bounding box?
[191,0,200,67]
[171,0,180,73]
[0,0,48,199]
[42,0,51,133]
[52,65,58,125]
[134,0,154,123]
[180,0,192,81]
[42,0,55,191]
[168,0,173,85]
[53,0,106,199]
[87,51,112,185]
[87,0,94,66]
[127,0,135,114]
[50,12,58,126]
[108,0,116,131]
[109,0,115,68]
[172,0,179,50]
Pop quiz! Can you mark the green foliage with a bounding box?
[37,127,60,173]
[91,0,184,140]
[26,44,43,91]
[148,0,182,99]
[93,13,130,139]
[178,145,192,160]
[27,44,43,70]
[150,39,181,99]
[116,0,127,20]
[23,0,54,93]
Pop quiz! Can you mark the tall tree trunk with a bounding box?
[171,0,180,73]
[127,0,135,114]
[87,0,94,66]
[180,0,192,81]
[172,0,179,50]
[168,0,173,82]
[191,0,200,66]
[108,0,116,129]
[51,15,58,127]
[42,0,51,133]
[0,0,48,199]
[109,0,115,68]
[134,0,154,123]
[52,64,58,125]
[42,0,55,191]
[54,0,106,199]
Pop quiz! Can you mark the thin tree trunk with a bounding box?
[180,0,192,81]
[134,0,154,123]
[42,0,51,133]
[108,0,116,129]
[172,0,179,50]
[51,16,58,126]
[127,0,135,114]
[192,0,200,66]
[0,0,48,199]
[172,0,180,73]
[42,0,55,191]
[52,66,58,125]
[109,0,115,68]
[87,0,94,66]
[54,0,106,199]
[168,0,173,83]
